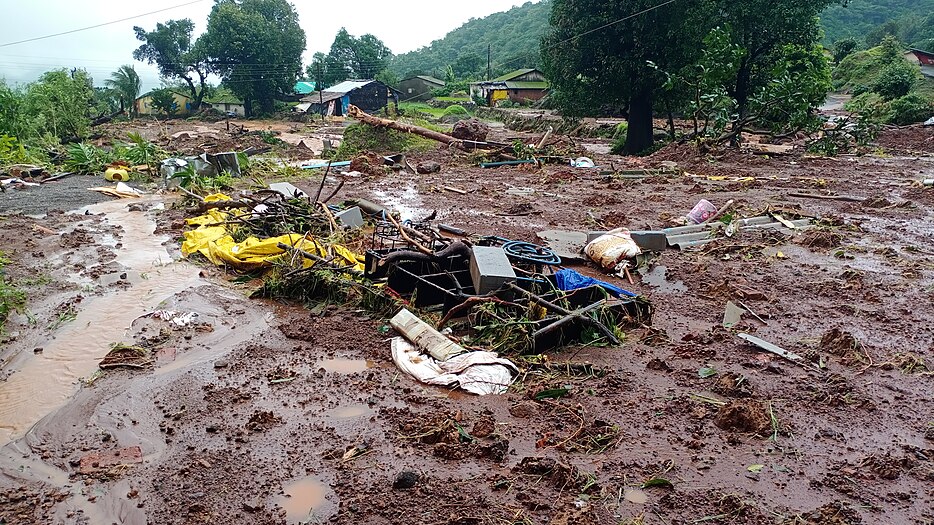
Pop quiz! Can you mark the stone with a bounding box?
[416,161,441,174]
[451,118,490,142]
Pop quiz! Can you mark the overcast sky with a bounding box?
[0,0,538,92]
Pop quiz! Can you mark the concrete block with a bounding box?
[630,231,668,252]
[586,231,608,244]
[469,247,517,295]
[335,206,364,228]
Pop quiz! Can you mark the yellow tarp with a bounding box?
[180,193,364,272]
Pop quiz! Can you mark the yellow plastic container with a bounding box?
[104,167,129,182]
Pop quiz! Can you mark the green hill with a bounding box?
[392,1,934,81]
[821,0,934,45]
[390,1,552,80]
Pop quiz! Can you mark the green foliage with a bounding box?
[750,44,833,135]
[809,93,887,154]
[871,61,919,99]
[821,1,934,45]
[430,80,471,98]
[120,132,165,166]
[149,89,178,115]
[913,38,934,53]
[0,135,42,166]
[133,19,209,110]
[441,104,470,118]
[309,28,392,88]
[200,0,306,116]
[0,251,26,335]
[610,122,628,154]
[887,93,934,124]
[832,38,860,62]
[64,143,113,174]
[104,65,141,115]
[392,1,552,79]
[22,70,95,142]
[334,122,435,158]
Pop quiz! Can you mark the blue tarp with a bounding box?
[554,269,636,298]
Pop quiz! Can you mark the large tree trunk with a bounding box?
[244,98,254,118]
[730,58,752,146]
[623,87,654,155]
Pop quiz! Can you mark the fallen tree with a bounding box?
[346,105,505,152]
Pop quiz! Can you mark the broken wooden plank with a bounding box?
[787,192,864,203]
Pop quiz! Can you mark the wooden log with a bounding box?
[390,308,467,361]
[347,105,475,151]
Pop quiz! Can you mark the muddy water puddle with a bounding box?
[316,358,375,374]
[325,404,374,420]
[373,184,424,221]
[0,198,202,445]
[274,476,337,523]
[642,265,687,293]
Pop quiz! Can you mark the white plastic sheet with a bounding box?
[390,337,518,396]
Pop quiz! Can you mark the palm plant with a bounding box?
[104,65,141,117]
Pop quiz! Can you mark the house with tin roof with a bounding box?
[469,68,549,106]
[298,80,400,116]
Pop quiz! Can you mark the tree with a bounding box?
[865,20,900,48]
[104,65,141,116]
[542,0,714,154]
[716,0,842,140]
[832,38,860,63]
[310,29,394,88]
[199,0,306,116]
[24,69,95,141]
[149,89,178,115]
[133,20,210,112]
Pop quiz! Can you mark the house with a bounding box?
[299,80,401,116]
[398,76,446,102]
[135,90,193,116]
[204,94,246,117]
[469,68,549,106]
[905,48,934,78]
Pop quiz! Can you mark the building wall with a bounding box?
[348,82,398,113]
[399,78,440,102]
[508,88,548,103]
[208,102,246,117]
[136,93,192,116]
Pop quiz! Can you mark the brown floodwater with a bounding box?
[274,476,337,523]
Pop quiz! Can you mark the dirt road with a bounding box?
[0,121,932,525]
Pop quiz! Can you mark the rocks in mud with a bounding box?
[392,471,419,490]
[415,160,441,174]
[245,410,281,432]
[820,328,861,356]
[515,457,596,493]
[712,373,753,398]
[713,400,772,435]
[450,118,490,142]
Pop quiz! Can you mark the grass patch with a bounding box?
[398,102,446,119]
[331,122,437,159]
[0,251,26,334]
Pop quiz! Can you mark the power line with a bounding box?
[0,0,209,48]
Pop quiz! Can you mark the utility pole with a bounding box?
[486,44,493,82]
[317,63,325,120]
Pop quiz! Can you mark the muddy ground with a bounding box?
[1,116,933,525]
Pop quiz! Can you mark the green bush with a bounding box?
[887,94,934,125]
[334,122,435,159]
[442,105,469,118]
[64,142,112,173]
[871,62,918,100]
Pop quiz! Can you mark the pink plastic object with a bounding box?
[687,199,717,224]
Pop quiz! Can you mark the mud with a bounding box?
[0,120,933,525]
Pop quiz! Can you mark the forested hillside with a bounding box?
[821,0,934,46]
[392,0,934,81]
[390,1,551,79]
